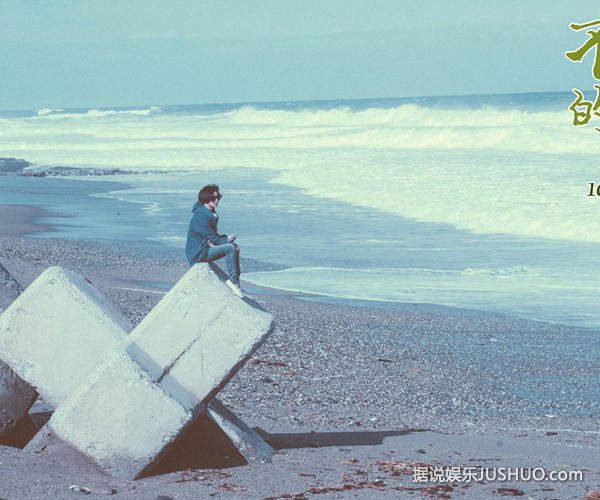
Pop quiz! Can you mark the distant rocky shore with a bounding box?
[0,157,167,177]
[0,158,31,174]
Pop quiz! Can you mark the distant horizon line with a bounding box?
[0,89,576,114]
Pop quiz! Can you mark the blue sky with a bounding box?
[1,0,599,109]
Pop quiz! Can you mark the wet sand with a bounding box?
[0,204,51,237]
[0,204,599,499]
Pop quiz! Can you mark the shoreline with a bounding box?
[0,207,599,497]
[0,221,600,499]
[0,204,53,237]
[2,205,597,428]
[2,202,597,334]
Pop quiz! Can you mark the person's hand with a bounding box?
[207,241,215,247]
[227,234,237,243]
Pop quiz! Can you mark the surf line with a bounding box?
[113,286,167,295]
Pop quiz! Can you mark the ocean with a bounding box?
[2,92,600,328]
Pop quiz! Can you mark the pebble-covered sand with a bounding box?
[0,219,599,498]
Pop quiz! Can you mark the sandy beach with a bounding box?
[0,205,51,237]
[0,204,599,499]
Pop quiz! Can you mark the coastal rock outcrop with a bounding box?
[0,158,167,176]
[0,158,32,175]
[18,166,168,176]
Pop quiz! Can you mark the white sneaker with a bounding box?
[226,279,245,299]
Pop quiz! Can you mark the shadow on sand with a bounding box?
[1,411,426,478]
[150,419,426,477]
[255,428,425,450]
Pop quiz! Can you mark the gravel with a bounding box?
[1,234,598,435]
[1,234,599,499]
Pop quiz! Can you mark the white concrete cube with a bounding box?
[0,363,37,436]
[0,262,23,313]
[125,263,274,403]
[42,264,274,478]
[0,266,131,407]
[48,350,193,479]
[0,262,37,436]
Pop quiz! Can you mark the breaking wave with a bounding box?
[3,97,600,243]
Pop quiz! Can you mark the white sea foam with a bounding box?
[148,235,186,244]
[36,108,63,116]
[243,264,600,326]
[32,106,161,120]
[3,103,600,243]
[242,265,492,301]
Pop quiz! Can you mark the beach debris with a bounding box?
[263,479,388,499]
[249,357,288,367]
[68,485,92,495]
[497,487,525,496]
[0,262,37,438]
[0,264,274,479]
[376,460,428,477]
[218,483,248,492]
[171,469,231,484]
[422,484,454,498]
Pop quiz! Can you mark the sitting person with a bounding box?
[185,184,243,298]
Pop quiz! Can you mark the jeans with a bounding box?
[206,243,240,285]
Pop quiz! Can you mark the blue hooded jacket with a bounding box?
[185,201,229,265]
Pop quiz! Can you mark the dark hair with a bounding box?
[198,184,222,204]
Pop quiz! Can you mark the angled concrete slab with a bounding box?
[21,264,274,478]
[0,266,132,407]
[27,350,194,479]
[0,262,37,437]
[0,262,23,313]
[24,399,269,476]
[207,399,275,464]
[125,264,274,405]
[0,362,37,437]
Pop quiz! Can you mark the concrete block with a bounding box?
[41,263,274,478]
[0,266,131,407]
[126,263,274,404]
[207,399,275,464]
[0,363,37,436]
[0,262,23,312]
[43,350,193,479]
[0,262,37,437]
[24,402,258,475]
